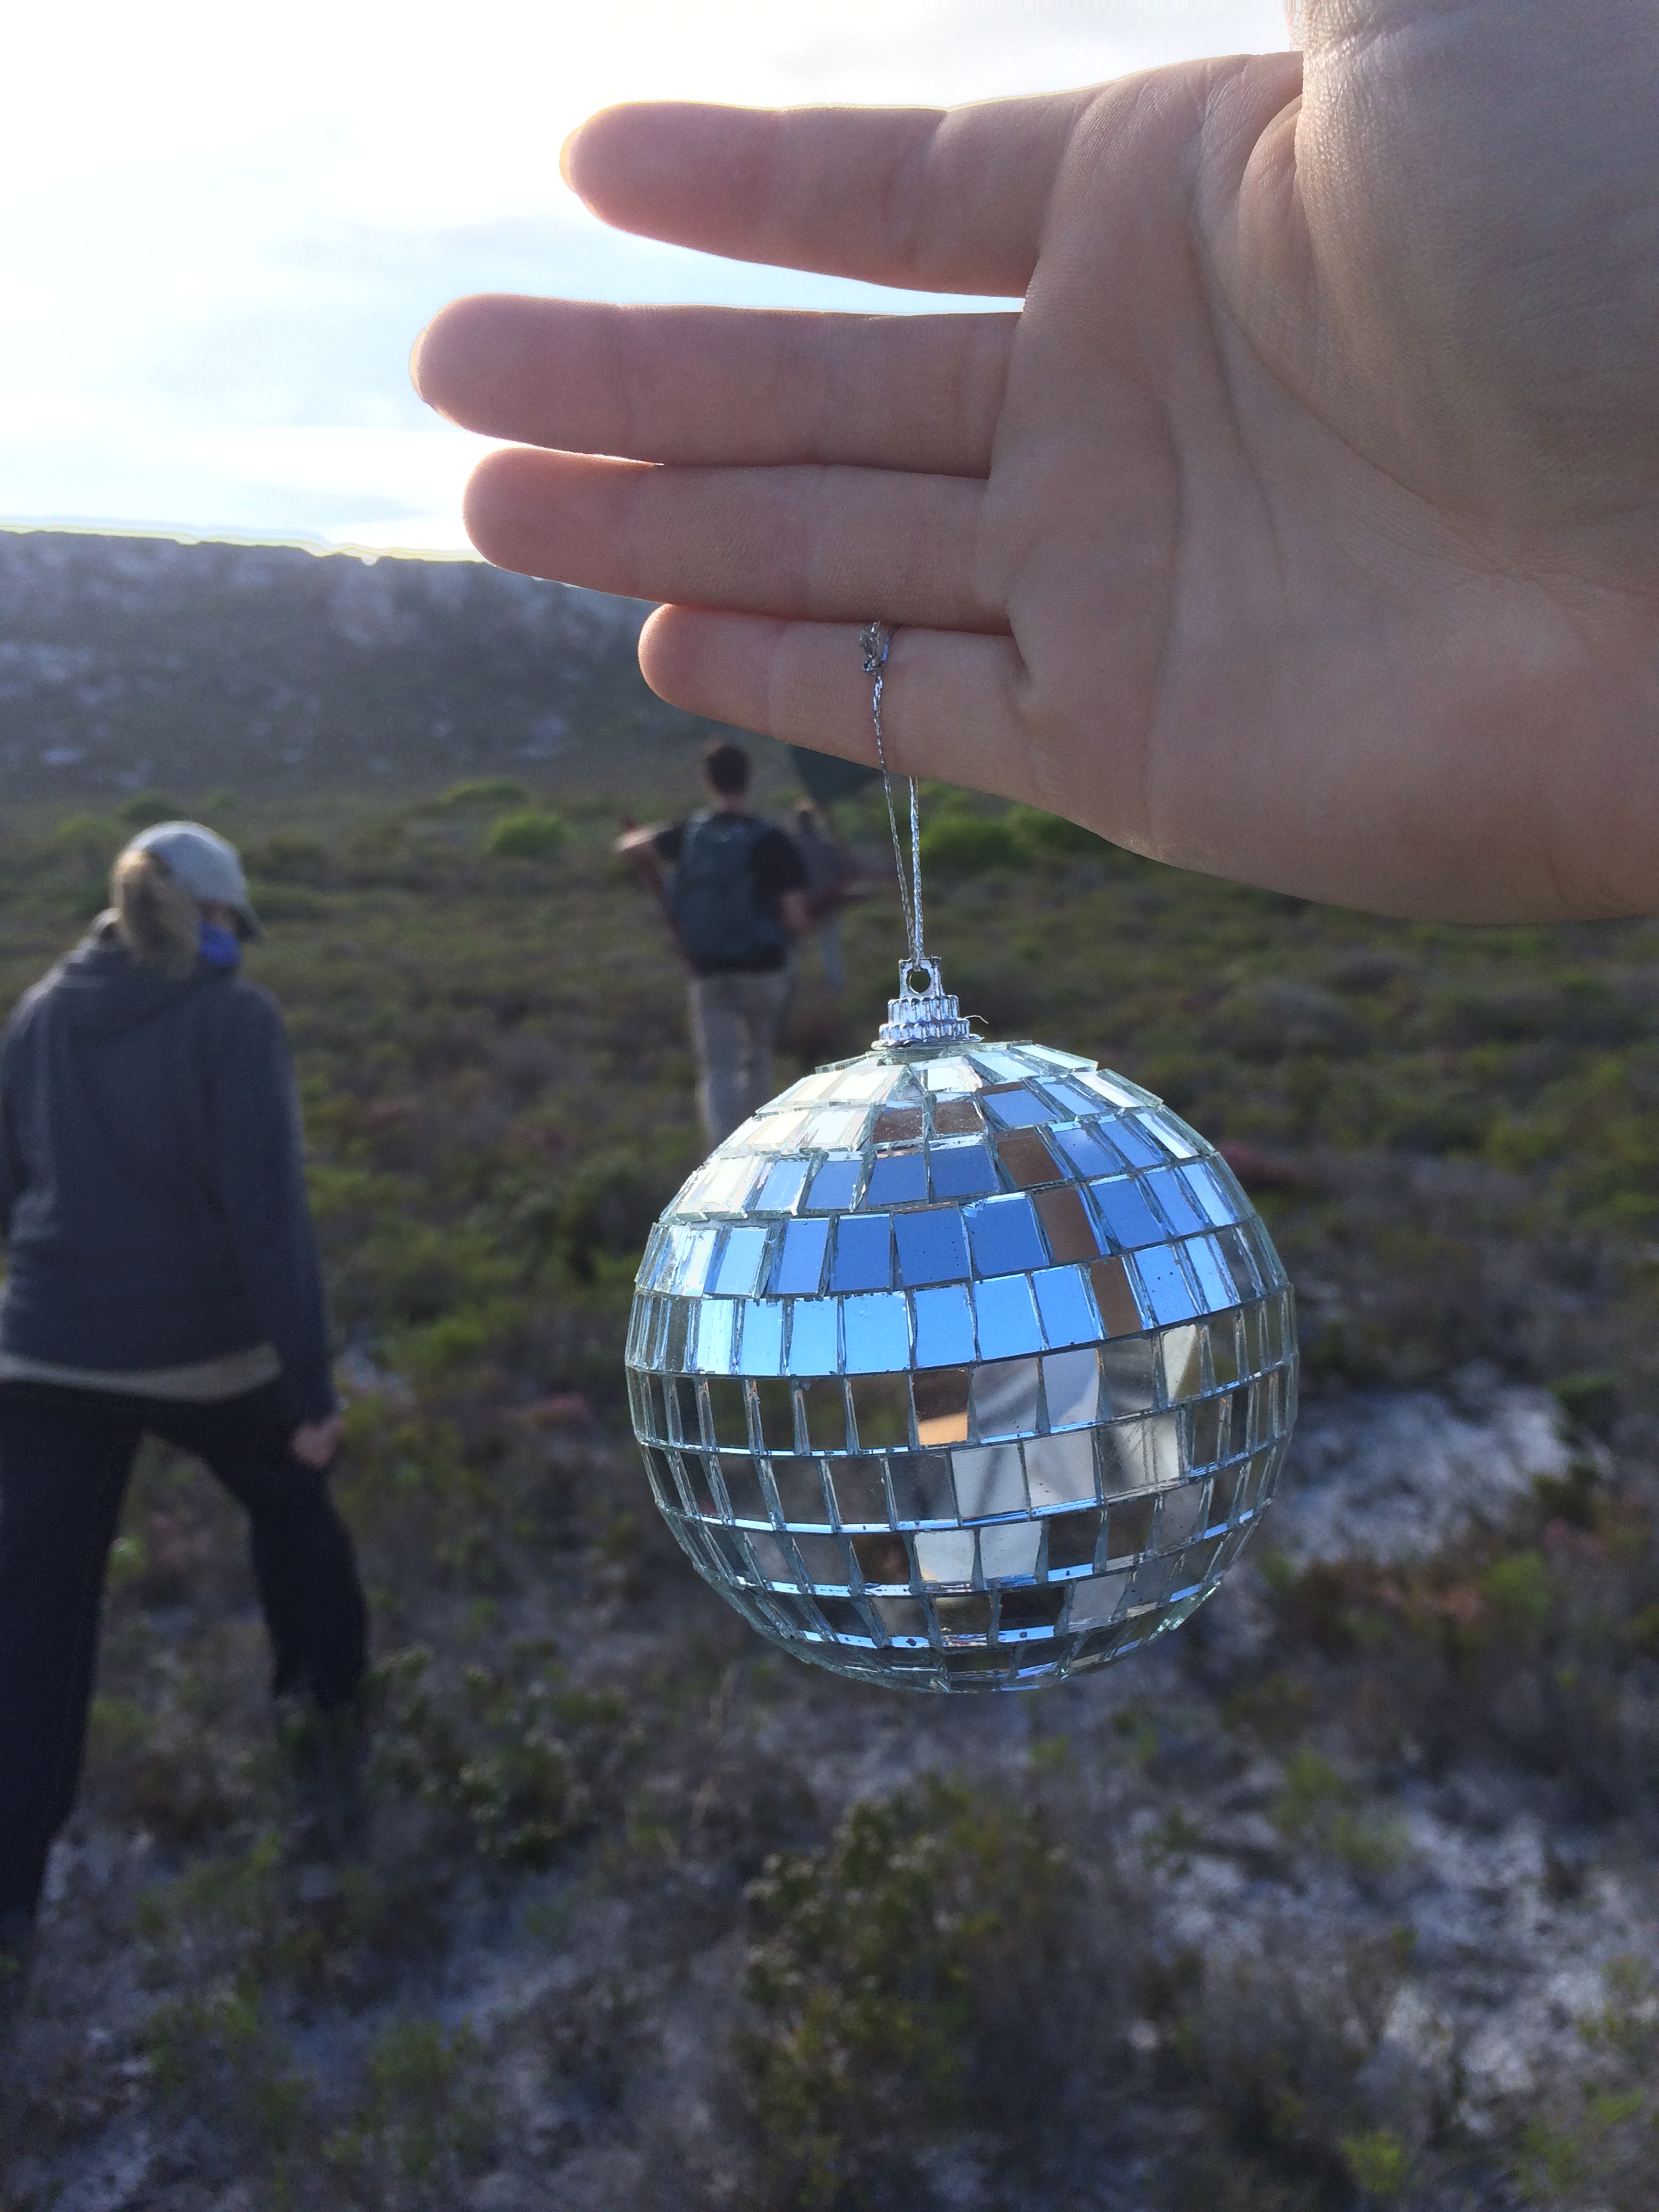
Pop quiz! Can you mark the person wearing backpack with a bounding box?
[617,741,808,1145]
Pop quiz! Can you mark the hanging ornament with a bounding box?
[626,626,1297,1691]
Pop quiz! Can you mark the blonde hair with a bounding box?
[111,847,200,973]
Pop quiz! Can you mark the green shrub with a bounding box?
[742,1776,1085,2204]
[441,776,529,810]
[115,790,184,828]
[1553,1370,1620,1439]
[1008,804,1106,859]
[367,1643,639,1866]
[486,808,569,859]
[1340,2127,1413,2196]
[327,2015,495,2189]
[241,833,333,886]
[41,811,122,872]
[914,803,1103,878]
[916,811,1021,878]
[247,880,326,920]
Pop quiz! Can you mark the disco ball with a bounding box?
[626,963,1297,1691]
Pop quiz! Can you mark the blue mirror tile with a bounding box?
[1048,1122,1118,1179]
[842,1292,912,1373]
[972,1273,1045,1359]
[981,1085,1053,1129]
[714,1223,771,1298]
[804,1156,862,1212]
[1186,1234,1237,1313]
[864,1150,928,1206]
[1185,1157,1244,1226]
[1129,1244,1200,1326]
[895,1207,972,1287]
[692,1298,737,1373]
[1105,1120,1166,1168]
[964,1192,1048,1275]
[927,1139,1000,1198]
[736,1298,785,1376]
[756,1157,811,1213]
[832,1212,893,1292]
[771,1214,830,1296]
[1086,1177,1166,1252]
[1032,1265,1099,1349]
[786,1298,841,1374]
[910,1283,977,1369]
[1034,1076,1104,1118]
[1143,1166,1207,1236]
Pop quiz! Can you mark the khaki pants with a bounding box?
[689,966,793,1146]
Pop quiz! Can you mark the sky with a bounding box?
[1,0,1290,556]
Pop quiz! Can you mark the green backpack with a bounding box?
[668,812,788,972]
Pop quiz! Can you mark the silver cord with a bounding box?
[859,621,924,972]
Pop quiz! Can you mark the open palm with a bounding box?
[415,0,1659,920]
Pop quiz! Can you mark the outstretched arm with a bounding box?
[415,1,1659,923]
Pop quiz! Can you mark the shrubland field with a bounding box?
[3,762,1659,2212]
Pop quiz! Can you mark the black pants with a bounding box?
[0,1378,368,1919]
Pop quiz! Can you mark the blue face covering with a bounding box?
[198,920,242,970]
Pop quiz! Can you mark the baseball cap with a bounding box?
[125,821,263,939]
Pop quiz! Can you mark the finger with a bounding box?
[462,447,1002,631]
[562,96,1095,298]
[414,298,1015,474]
[638,608,1052,818]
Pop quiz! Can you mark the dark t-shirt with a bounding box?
[654,814,808,974]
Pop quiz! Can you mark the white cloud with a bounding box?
[0,0,1288,552]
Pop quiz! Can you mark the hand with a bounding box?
[290,1416,345,1469]
[414,3,1659,924]
[780,888,813,939]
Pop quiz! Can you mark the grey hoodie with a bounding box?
[0,924,335,1421]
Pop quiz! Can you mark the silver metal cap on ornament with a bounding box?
[626,977,1297,1692]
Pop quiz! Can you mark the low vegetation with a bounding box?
[1,769,1658,2209]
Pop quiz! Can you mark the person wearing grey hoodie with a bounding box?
[0,823,367,1989]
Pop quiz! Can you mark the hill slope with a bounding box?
[0,528,710,800]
